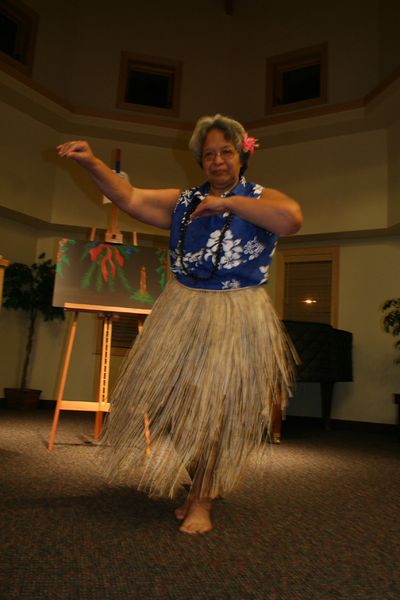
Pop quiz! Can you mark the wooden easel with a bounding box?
[47,300,149,450]
[48,149,147,450]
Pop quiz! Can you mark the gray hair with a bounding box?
[189,114,250,174]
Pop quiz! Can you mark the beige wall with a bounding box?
[387,119,400,226]
[337,239,400,423]
[0,102,57,221]
[379,0,400,80]
[1,2,400,424]
[0,217,45,390]
[0,88,399,422]
[251,130,388,235]
[28,0,78,101]
[51,136,196,230]
[285,239,400,423]
[3,226,398,421]
[0,217,97,400]
[23,0,389,121]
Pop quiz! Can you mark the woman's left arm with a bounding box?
[190,188,303,236]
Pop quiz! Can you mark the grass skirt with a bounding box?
[99,278,296,499]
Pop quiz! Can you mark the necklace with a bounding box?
[176,195,233,281]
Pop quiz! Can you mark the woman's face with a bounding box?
[201,128,242,193]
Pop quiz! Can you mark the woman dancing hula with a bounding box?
[57,114,303,534]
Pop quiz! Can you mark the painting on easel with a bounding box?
[52,239,169,310]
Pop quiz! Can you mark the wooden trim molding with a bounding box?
[0,0,38,76]
[116,51,182,118]
[0,44,399,133]
[266,43,328,115]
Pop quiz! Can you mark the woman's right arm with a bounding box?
[57,140,180,229]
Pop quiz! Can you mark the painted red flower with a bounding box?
[89,244,125,282]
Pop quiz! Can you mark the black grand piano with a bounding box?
[271,320,353,440]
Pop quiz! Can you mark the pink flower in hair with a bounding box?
[242,132,259,155]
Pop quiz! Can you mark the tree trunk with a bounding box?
[20,308,37,390]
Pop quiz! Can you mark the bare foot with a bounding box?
[179,499,212,534]
[174,498,191,520]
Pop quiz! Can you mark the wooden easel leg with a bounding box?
[94,314,113,440]
[94,412,103,440]
[48,311,79,451]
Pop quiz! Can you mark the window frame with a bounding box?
[116,51,182,117]
[275,246,339,327]
[96,313,148,357]
[265,43,328,115]
[0,0,38,76]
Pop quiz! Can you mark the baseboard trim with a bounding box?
[37,399,57,410]
[284,414,397,433]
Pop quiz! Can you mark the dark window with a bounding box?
[126,68,174,109]
[111,314,146,353]
[284,260,332,324]
[117,52,182,117]
[276,247,339,327]
[266,44,327,114]
[280,64,321,105]
[0,12,19,58]
[0,0,38,74]
[96,313,148,357]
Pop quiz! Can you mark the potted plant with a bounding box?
[382,297,400,363]
[2,253,65,409]
[382,297,400,431]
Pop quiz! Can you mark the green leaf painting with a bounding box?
[53,239,169,311]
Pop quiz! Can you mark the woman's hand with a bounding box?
[56,140,97,169]
[56,139,180,230]
[191,190,303,235]
[190,195,230,220]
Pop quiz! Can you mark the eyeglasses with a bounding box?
[202,147,237,163]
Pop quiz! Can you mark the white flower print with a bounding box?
[178,189,204,208]
[204,229,223,263]
[204,229,243,268]
[178,189,192,208]
[243,237,266,260]
[253,184,263,197]
[222,279,241,289]
[221,230,243,269]
[259,264,270,284]
[169,249,183,273]
[220,253,241,269]
[169,247,178,262]
[269,243,277,258]
[170,180,277,287]
[182,249,204,266]
[222,230,243,255]
[170,247,204,273]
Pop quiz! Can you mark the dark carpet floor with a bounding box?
[0,409,399,600]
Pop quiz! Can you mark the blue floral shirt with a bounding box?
[169,177,279,290]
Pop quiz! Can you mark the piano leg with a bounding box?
[270,403,282,444]
[394,394,400,440]
[320,382,334,431]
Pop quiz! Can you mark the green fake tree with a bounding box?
[381,297,400,364]
[2,254,65,390]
